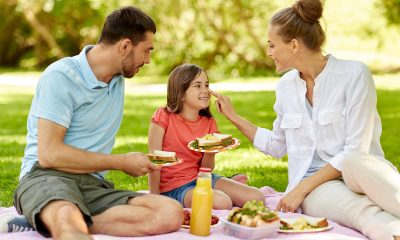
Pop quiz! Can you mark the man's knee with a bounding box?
[40,200,85,227]
[134,195,183,234]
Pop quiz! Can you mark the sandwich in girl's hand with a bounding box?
[147,150,178,165]
[191,133,233,150]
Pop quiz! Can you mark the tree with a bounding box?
[381,0,400,25]
[0,0,279,76]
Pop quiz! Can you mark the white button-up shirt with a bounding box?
[253,55,385,192]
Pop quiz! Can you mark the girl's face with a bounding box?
[267,25,295,73]
[182,71,210,112]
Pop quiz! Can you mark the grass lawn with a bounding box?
[1,79,400,207]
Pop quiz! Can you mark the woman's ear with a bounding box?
[291,39,300,54]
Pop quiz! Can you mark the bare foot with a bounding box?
[394,236,400,240]
[230,174,248,185]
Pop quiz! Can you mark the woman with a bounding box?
[210,0,400,239]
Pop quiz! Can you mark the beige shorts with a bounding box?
[14,162,143,237]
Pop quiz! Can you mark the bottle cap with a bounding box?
[199,167,212,172]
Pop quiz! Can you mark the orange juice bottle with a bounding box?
[189,167,213,236]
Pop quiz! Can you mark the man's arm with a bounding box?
[38,118,160,176]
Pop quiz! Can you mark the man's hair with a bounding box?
[98,6,156,45]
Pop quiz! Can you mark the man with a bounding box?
[5,6,183,239]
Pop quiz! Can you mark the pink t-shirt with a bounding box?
[151,107,218,193]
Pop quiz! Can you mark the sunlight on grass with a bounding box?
[0,75,399,206]
[375,74,400,90]
[0,135,26,143]
[114,136,148,148]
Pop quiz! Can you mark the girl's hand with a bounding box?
[275,185,308,213]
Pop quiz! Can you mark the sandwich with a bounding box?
[280,216,328,230]
[191,133,233,150]
[227,200,279,227]
[147,150,178,165]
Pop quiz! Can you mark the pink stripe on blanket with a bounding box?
[0,186,367,240]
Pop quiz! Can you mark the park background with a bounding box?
[0,0,399,207]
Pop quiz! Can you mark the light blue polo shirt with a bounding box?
[20,45,125,180]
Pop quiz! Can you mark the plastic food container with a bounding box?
[220,218,279,240]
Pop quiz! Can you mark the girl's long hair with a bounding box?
[166,64,212,118]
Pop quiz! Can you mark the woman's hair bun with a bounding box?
[292,0,323,24]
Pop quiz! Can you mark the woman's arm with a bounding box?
[209,89,287,158]
[275,164,341,212]
[147,123,165,194]
[208,89,258,142]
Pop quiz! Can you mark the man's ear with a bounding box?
[119,39,131,55]
[291,39,299,54]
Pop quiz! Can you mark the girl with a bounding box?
[211,0,400,239]
[147,63,264,209]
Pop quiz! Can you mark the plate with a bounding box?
[156,158,183,167]
[181,221,222,229]
[278,225,333,233]
[187,138,240,153]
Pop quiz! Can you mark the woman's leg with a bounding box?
[342,151,400,218]
[214,177,265,207]
[302,180,400,240]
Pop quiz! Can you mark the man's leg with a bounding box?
[89,194,183,236]
[39,200,92,240]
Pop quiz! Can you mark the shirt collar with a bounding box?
[314,54,333,82]
[78,45,108,89]
[295,54,334,85]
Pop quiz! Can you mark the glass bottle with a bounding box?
[189,167,213,236]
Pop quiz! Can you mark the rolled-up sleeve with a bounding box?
[253,102,287,159]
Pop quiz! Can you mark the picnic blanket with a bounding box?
[0,186,367,240]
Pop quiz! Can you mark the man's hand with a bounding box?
[120,152,161,177]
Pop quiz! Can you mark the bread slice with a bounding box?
[213,133,233,147]
[147,150,177,163]
[196,133,233,148]
[302,216,328,228]
[280,216,328,230]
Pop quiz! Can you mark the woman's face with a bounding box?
[267,25,294,73]
[182,71,210,112]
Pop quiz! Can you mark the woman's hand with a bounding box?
[208,89,258,142]
[275,185,308,213]
[208,89,237,121]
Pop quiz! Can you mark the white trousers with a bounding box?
[301,152,400,240]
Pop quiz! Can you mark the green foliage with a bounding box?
[2,0,398,77]
[380,0,400,25]
[1,76,400,207]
